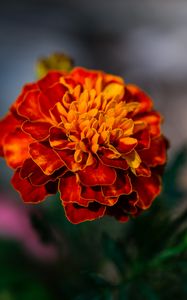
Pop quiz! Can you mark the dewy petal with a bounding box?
[139,136,167,167]
[29,142,64,175]
[59,173,89,207]
[78,160,116,186]
[132,173,161,209]
[0,113,21,156]
[63,202,106,224]
[102,172,132,197]
[18,90,45,121]
[3,128,33,169]
[22,120,51,140]
[11,169,48,203]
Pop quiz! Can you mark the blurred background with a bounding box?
[0,0,187,299]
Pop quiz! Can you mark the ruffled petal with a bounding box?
[132,173,161,209]
[102,172,132,197]
[18,90,45,121]
[126,84,153,114]
[63,202,106,224]
[49,127,75,150]
[22,120,51,140]
[139,136,167,167]
[81,185,118,206]
[117,137,137,154]
[78,160,116,186]
[37,71,63,91]
[59,173,89,207]
[3,128,33,169]
[11,169,47,203]
[0,113,21,156]
[56,149,80,172]
[134,128,150,150]
[29,142,64,175]
[137,111,161,137]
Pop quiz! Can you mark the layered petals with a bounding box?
[0,66,167,224]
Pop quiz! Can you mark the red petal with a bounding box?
[98,148,128,170]
[49,127,75,150]
[63,202,106,224]
[18,90,45,121]
[81,185,118,206]
[11,83,38,118]
[29,142,64,175]
[102,172,132,197]
[59,173,89,206]
[137,111,161,137]
[139,136,167,167]
[37,71,62,91]
[11,169,47,203]
[78,160,116,186]
[134,162,151,177]
[0,113,21,156]
[38,83,67,117]
[125,84,153,114]
[56,149,80,172]
[22,120,51,140]
[132,173,161,209]
[3,128,33,169]
[134,128,150,150]
[117,137,137,154]
[70,67,99,85]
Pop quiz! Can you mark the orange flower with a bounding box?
[0,67,167,223]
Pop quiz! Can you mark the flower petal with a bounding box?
[134,128,150,150]
[102,172,132,197]
[49,127,75,150]
[11,169,47,203]
[137,111,161,137]
[63,202,106,224]
[0,113,21,156]
[18,90,45,121]
[78,160,116,186]
[37,71,63,91]
[117,137,137,154]
[29,142,64,175]
[56,149,80,172]
[3,128,33,169]
[59,173,89,207]
[81,185,118,206]
[126,84,153,114]
[22,121,51,140]
[139,136,167,167]
[132,173,161,209]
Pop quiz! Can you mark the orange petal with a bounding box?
[98,147,128,170]
[18,90,45,121]
[59,173,89,207]
[117,137,137,154]
[49,127,75,150]
[139,136,167,167]
[56,149,80,172]
[102,172,132,197]
[22,121,51,140]
[63,202,106,224]
[29,142,64,175]
[126,84,153,114]
[132,173,161,209]
[0,113,21,156]
[137,111,161,137]
[81,185,118,206]
[78,160,116,186]
[134,162,151,177]
[11,169,47,203]
[3,128,33,169]
[70,67,99,86]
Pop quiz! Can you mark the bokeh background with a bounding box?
[0,1,187,299]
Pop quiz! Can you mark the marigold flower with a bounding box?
[0,67,167,223]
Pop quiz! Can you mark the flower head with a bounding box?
[0,67,167,223]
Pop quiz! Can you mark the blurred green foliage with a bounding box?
[0,147,187,300]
